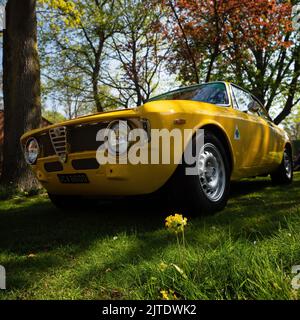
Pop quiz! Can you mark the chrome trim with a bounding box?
[49,126,68,163]
[24,137,40,165]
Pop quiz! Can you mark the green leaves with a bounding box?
[38,0,82,27]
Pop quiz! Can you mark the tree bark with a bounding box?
[1,0,42,190]
[92,69,103,112]
[205,49,218,83]
[131,33,143,106]
[92,34,104,112]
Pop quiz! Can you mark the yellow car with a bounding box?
[21,81,293,214]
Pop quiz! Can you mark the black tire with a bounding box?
[270,147,293,185]
[172,131,231,216]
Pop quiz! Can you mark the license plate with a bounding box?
[57,173,89,184]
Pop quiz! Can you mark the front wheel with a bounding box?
[270,147,293,185]
[176,131,231,215]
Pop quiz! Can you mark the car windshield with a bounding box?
[147,82,229,105]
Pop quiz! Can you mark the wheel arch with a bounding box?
[155,122,235,198]
[285,142,293,157]
[198,123,234,174]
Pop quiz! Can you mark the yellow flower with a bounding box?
[165,213,187,233]
[169,289,178,300]
[160,289,178,300]
[160,290,170,300]
[158,262,168,272]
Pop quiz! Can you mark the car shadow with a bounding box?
[0,174,299,296]
[230,178,272,198]
[0,176,298,254]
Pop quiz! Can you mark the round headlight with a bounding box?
[24,137,39,165]
[107,120,130,155]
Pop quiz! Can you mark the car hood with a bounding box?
[21,108,139,141]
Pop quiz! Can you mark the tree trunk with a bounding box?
[92,68,103,112]
[1,0,41,191]
[92,60,103,112]
[274,46,300,125]
[205,49,218,83]
[92,37,104,113]
[131,34,143,106]
[169,0,199,84]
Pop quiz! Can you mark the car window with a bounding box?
[148,83,229,106]
[231,85,254,113]
[191,83,229,105]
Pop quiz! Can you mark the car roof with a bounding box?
[147,81,265,109]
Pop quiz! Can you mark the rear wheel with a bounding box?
[270,147,293,185]
[173,131,231,215]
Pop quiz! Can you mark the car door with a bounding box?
[230,85,270,170]
[255,103,284,168]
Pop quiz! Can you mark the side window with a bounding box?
[231,86,254,113]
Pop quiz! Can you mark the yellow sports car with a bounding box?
[21,81,293,214]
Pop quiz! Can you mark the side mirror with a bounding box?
[248,101,260,113]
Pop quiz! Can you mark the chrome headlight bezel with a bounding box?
[24,137,40,165]
[106,120,131,155]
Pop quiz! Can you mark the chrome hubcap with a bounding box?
[284,151,292,179]
[198,143,226,202]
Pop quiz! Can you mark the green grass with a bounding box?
[0,173,300,300]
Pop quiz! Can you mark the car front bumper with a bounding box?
[32,151,178,196]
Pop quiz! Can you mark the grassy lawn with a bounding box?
[0,172,300,300]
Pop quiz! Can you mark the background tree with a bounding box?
[42,109,65,124]
[39,0,169,110]
[282,104,300,140]
[1,0,42,190]
[103,0,170,107]
[163,0,299,124]
[165,0,231,84]
[38,0,122,112]
[37,0,299,124]
[223,0,299,125]
[42,73,96,119]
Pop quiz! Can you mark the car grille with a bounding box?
[49,126,68,159]
[68,122,108,153]
[36,122,108,158]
